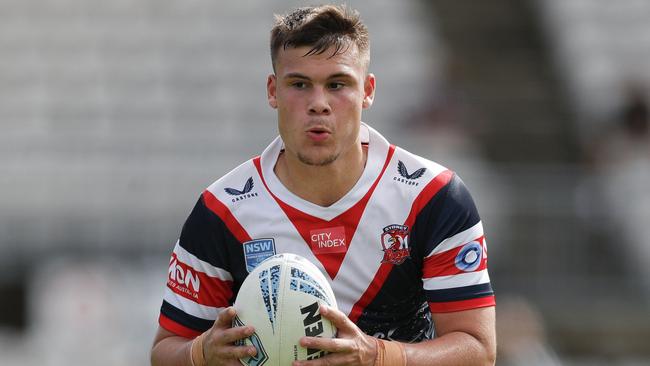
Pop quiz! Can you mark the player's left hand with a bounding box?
[292,304,378,366]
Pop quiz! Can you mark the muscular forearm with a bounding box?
[151,335,193,366]
[403,331,496,366]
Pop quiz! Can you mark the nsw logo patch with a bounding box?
[243,238,276,273]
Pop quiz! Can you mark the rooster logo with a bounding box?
[225,177,254,196]
[380,225,411,265]
[397,161,426,180]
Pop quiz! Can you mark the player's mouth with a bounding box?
[305,126,331,142]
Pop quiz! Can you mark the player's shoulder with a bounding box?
[387,144,480,212]
[390,145,480,223]
[390,145,453,187]
[204,157,261,202]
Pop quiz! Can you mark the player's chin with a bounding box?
[297,150,339,166]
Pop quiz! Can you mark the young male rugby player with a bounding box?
[151,5,496,366]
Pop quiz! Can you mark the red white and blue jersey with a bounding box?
[159,124,495,342]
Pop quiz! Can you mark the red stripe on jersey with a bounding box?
[253,145,396,280]
[348,169,454,322]
[202,190,252,244]
[348,261,393,323]
[422,236,487,278]
[428,295,495,313]
[168,253,233,307]
[159,314,202,339]
[403,170,454,229]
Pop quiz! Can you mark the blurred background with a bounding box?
[1,0,649,364]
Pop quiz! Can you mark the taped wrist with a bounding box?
[374,338,407,366]
[190,332,206,366]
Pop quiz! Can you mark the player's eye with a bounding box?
[291,81,307,89]
[328,82,345,90]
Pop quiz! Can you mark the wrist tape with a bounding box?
[190,332,206,366]
[375,338,407,366]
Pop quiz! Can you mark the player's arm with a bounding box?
[151,307,257,366]
[151,326,193,366]
[403,172,496,364]
[293,304,494,366]
[153,193,258,366]
[406,306,496,365]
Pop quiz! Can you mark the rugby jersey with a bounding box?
[160,123,495,342]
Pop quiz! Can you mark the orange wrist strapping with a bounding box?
[190,332,206,366]
[375,338,407,366]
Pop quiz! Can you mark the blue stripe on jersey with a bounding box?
[160,300,215,332]
[426,283,494,303]
[178,195,245,278]
[412,174,481,258]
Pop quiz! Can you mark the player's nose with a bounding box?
[308,87,331,115]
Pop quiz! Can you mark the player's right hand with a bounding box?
[202,307,257,365]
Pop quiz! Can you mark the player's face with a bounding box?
[267,44,375,167]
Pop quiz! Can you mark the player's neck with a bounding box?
[274,144,367,207]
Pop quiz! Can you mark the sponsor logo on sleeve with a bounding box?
[168,255,201,299]
[243,238,276,273]
[455,241,483,272]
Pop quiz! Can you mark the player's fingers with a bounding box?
[217,325,256,345]
[213,307,237,329]
[216,344,258,360]
[300,336,354,354]
[318,304,356,332]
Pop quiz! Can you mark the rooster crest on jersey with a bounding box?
[380,224,411,265]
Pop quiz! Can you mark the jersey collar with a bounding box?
[258,122,391,220]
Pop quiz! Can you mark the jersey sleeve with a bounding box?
[417,174,495,313]
[159,193,237,338]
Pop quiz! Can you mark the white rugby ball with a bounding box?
[233,253,337,366]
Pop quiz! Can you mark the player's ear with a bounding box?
[267,74,278,109]
[362,73,375,109]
